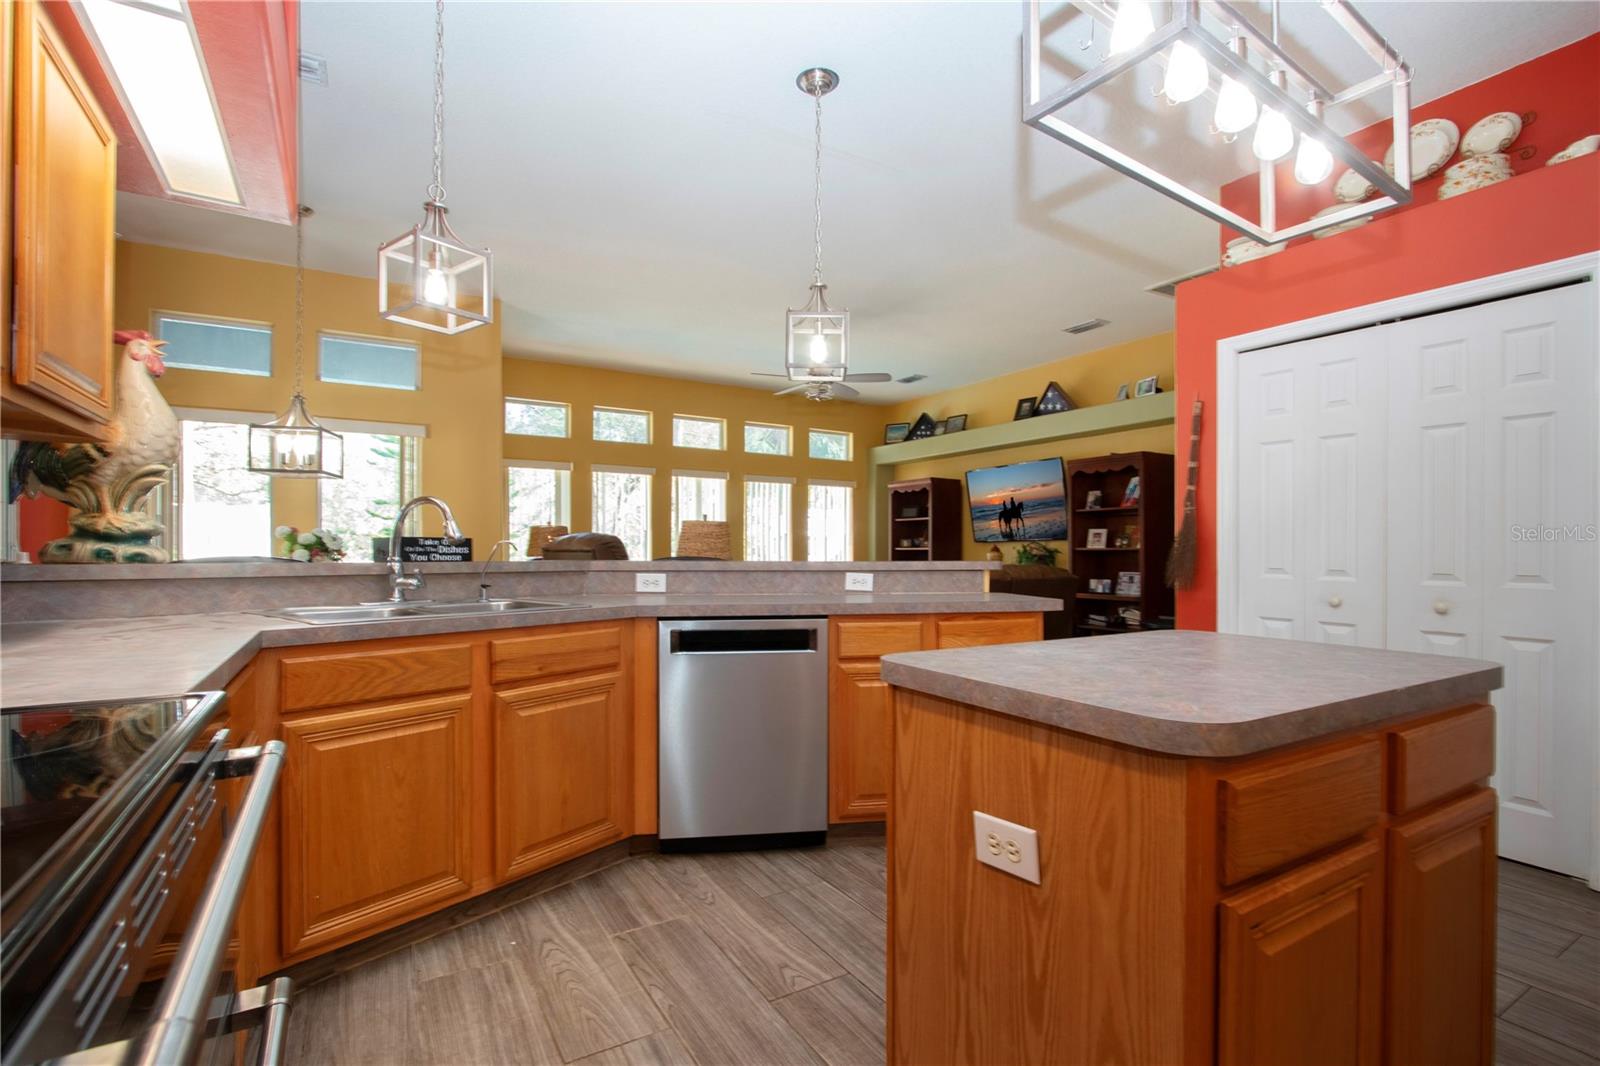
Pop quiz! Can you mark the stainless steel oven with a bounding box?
[1,693,288,1066]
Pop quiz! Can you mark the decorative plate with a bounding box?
[1333,164,1379,203]
[1310,204,1372,239]
[1222,237,1284,267]
[1547,134,1600,166]
[1461,112,1522,158]
[1383,119,1460,180]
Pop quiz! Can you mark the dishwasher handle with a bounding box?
[666,625,820,655]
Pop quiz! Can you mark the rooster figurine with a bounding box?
[7,331,180,562]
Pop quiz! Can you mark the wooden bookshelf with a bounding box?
[1066,452,1174,636]
[887,478,962,561]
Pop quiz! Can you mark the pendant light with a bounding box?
[1293,99,1335,184]
[1161,40,1208,104]
[1108,0,1154,55]
[785,68,848,382]
[248,206,344,478]
[377,0,492,335]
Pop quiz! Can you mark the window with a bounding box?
[592,467,652,560]
[593,407,651,444]
[319,334,419,391]
[807,482,854,561]
[670,471,727,554]
[506,461,571,546]
[171,414,273,558]
[672,415,724,450]
[744,477,792,561]
[743,422,792,456]
[317,425,422,561]
[808,429,852,461]
[505,398,569,437]
[154,314,271,376]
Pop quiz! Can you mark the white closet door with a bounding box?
[1235,326,1388,644]
[1388,282,1598,878]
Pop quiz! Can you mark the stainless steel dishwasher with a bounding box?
[658,618,828,846]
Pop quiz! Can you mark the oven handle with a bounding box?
[130,741,286,1066]
[226,976,293,1066]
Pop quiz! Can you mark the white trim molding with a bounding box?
[506,459,573,472]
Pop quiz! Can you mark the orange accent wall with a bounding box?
[1174,35,1600,630]
[18,497,70,558]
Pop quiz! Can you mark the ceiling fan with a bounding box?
[752,368,893,401]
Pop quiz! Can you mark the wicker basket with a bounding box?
[677,520,731,560]
[525,525,569,558]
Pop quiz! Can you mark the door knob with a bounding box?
[1328,596,1343,608]
[1433,600,1451,615]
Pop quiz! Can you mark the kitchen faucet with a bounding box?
[384,496,465,603]
[476,540,519,602]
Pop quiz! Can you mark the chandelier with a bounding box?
[786,68,849,382]
[1024,0,1413,245]
[378,0,493,334]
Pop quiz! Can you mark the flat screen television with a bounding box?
[965,457,1068,543]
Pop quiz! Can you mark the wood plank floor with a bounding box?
[283,844,1597,1065]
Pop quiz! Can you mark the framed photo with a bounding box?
[1116,570,1142,597]
[1115,383,1130,401]
[944,413,968,433]
[1121,476,1142,507]
[884,422,911,444]
[1087,578,1112,594]
[932,419,948,436]
[1086,528,1108,549]
[1013,397,1036,420]
[1112,531,1130,548]
[1134,374,1161,397]
[1085,489,1104,510]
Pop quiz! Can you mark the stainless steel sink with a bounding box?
[273,599,577,625]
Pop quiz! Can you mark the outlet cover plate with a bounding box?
[845,572,874,592]
[635,573,667,593]
[972,810,1040,885]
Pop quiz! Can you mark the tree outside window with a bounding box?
[318,432,419,561]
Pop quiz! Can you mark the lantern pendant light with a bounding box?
[378,0,492,335]
[249,207,344,478]
[785,68,849,383]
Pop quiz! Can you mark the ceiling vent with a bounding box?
[1062,318,1109,335]
[896,373,927,384]
[1145,265,1218,298]
[299,53,328,85]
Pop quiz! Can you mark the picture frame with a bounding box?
[1116,570,1142,597]
[1087,578,1112,594]
[932,419,948,436]
[944,413,968,433]
[1086,528,1108,549]
[1112,531,1130,548]
[1121,476,1142,507]
[1115,383,1130,401]
[1134,374,1161,397]
[1013,397,1036,420]
[884,422,911,444]
[1085,489,1104,510]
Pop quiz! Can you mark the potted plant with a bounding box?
[276,525,346,562]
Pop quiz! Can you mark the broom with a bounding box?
[1166,399,1203,589]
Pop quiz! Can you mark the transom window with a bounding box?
[593,407,651,444]
[672,415,725,450]
[505,398,569,437]
[743,422,792,456]
[154,313,272,376]
[319,333,419,391]
[808,429,852,461]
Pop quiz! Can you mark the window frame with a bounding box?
[591,464,655,561]
[166,406,276,559]
[806,479,855,562]
[807,428,853,461]
[504,397,571,438]
[317,331,421,392]
[671,414,726,451]
[669,469,729,555]
[314,417,427,555]
[742,474,795,562]
[592,405,653,445]
[152,311,273,377]
[742,421,793,457]
[505,459,573,546]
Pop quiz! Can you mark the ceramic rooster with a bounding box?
[7,331,180,562]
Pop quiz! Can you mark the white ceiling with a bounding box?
[114,1,1597,404]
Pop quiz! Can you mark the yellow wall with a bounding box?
[115,241,504,552]
[886,333,1176,562]
[502,360,884,559]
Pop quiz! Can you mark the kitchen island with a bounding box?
[880,631,1503,1066]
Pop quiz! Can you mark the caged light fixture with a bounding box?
[377,0,493,334]
[785,68,850,383]
[1024,0,1414,245]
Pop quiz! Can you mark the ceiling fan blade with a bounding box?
[843,372,892,383]
[828,382,860,398]
[773,383,812,396]
[750,371,789,378]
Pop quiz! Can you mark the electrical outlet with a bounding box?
[635,572,667,593]
[845,572,874,592]
[972,811,1040,885]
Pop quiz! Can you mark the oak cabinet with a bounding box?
[494,670,630,881]
[931,613,1043,648]
[1218,840,1385,1066]
[1386,788,1497,1066]
[5,0,117,441]
[278,693,474,957]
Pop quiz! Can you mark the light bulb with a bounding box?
[807,331,830,365]
[1294,134,1333,184]
[1213,74,1257,134]
[1162,41,1208,103]
[423,267,449,305]
[1252,107,1294,161]
[1108,0,1154,55]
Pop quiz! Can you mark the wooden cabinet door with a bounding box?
[1387,789,1497,1066]
[11,0,116,425]
[932,613,1043,648]
[830,618,923,823]
[279,694,474,957]
[1218,840,1384,1066]
[493,670,629,882]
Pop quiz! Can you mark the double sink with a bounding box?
[274,599,579,625]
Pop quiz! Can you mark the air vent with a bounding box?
[299,53,328,85]
[1062,318,1109,335]
[896,373,927,384]
[1146,265,1218,298]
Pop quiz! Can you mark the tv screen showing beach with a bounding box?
[965,458,1068,543]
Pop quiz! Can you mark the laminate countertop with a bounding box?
[0,592,1056,708]
[879,630,1503,757]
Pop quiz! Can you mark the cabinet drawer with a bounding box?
[279,643,473,712]
[1220,739,1382,885]
[491,623,624,686]
[1389,704,1494,815]
[933,614,1041,649]
[833,619,923,660]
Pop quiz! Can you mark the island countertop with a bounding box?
[879,630,1502,756]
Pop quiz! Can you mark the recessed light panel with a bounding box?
[77,0,240,204]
